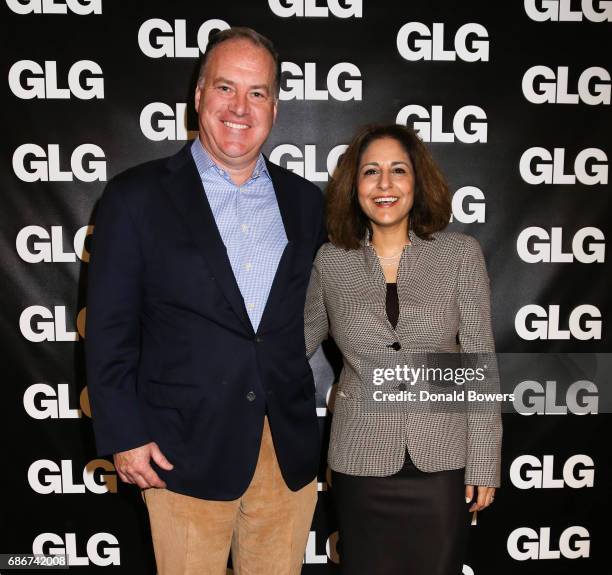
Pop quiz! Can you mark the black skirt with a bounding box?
[332,452,470,575]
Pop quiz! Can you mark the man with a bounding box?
[86,27,325,575]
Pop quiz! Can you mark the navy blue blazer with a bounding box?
[86,143,325,500]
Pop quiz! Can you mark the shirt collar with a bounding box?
[190,137,271,183]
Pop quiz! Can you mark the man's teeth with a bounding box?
[224,121,248,130]
[374,197,398,205]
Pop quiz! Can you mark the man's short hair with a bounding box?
[198,27,281,98]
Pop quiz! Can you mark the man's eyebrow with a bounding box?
[213,77,270,92]
[212,77,236,86]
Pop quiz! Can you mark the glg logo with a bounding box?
[23,383,91,419]
[510,455,595,488]
[268,0,362,17]
[20,306,86,342]
[522,66,610,105]
[397,23,489,62]
[280,62,362,101]
[269,144,348,182]
[515,305,602,340]
[28,459,117,494]
[304,530,339,564]
[6,0,102,14]
[396,105,487,143]
[516,227,605,263]
[524,0,612,21]
[13,144,106,182]
[140,103,196,141]
[451,187,486,223]
[32,533,120,566]
[519,147,608,185]
[8,60,104,99]
[137,18,229,58]
[507,526,590,560]
[16,225,93,263]
[512,379,598,414]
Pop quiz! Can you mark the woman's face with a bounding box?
[357,137,415,235]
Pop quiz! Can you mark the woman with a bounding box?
[305,124,501,574]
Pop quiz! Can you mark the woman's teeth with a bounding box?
[374,196,398,206]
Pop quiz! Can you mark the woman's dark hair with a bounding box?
[326,124,451,249]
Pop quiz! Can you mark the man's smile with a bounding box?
[223,120,249,130]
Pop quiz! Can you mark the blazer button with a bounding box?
[254,336,263,343]
[246,391,256,402]
[387,341,402,351]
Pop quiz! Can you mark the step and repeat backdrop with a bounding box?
[2,1,611,573]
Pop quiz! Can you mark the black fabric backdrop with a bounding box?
[2,1,611,573]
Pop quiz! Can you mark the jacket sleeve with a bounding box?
[304,247,329,360]
[85,177,151,456]
[457,235,502,487]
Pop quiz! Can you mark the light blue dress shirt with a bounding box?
[191,138,287,331]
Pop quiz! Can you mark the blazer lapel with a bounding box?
[267,158,299,244]
[256,160,300,334]
[161,144,253,334]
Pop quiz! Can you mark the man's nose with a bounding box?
[229,91,248,116]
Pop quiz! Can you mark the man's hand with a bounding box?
[465,484,496,512]
[113,442,174,489]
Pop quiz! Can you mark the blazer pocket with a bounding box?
[145,380,202,409]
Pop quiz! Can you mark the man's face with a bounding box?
[195,39,277,172]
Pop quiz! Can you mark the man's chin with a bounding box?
[219,145,258,162]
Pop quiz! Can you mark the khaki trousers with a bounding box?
[143,417,317,575]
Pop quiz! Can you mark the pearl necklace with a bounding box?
[377,250,403,260]
[375,244,411,266]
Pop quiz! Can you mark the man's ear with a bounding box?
[194,81,202,112]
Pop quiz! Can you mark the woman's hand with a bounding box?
[465,485,495,512]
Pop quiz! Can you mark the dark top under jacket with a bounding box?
[385,283,399,329]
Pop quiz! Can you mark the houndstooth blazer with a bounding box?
[305,230,502,487]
